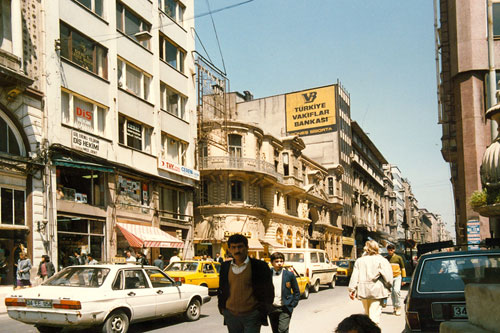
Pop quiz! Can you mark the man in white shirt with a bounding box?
[269,252,300,333]
[169,251,181,264]
[125,251,136,263]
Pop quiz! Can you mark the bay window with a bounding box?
[159,34,185,72]
[60,22,108,79]
[161,133,187,165]
[117,58,151,101]
[61,90,107,137]
[116,2,151,49]
[118,115,152,153]
[160,82,186,119]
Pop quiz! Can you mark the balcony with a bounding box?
[200,156,283,181]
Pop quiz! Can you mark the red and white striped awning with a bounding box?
[117,223,184,248]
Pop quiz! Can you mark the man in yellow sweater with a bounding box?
[218,234,274,332]
[386,244,406,315]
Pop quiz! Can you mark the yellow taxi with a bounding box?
[334,259,355,284]
[280,265,310,299]
[165,260,220,293]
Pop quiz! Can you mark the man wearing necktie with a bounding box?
[269,252,300,333]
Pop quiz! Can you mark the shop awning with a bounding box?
[117,223,184,248]
[53,158,114,173]
[260,239,286,249]
[248,238,264,251]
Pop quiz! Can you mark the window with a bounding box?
[145,269,174,288]
[118,115,152,153]
[159,34,185,72]
[117,175,149,206]
[60,22,108,79]
[231,180,243,202]
[0,115,21,156]
[160,187,187,220]
[57,166,105,206]
[161,133,187,165]
[228,134,242,158]
[160,82,186,119]
[124,269,148,289]
[61,90,107,137]
[0,0,12,52]
[494,3,500,36]
[158,0,185,25]
[117,58,151,101]
[283,153,289,176]
[116,2,151,49]
[0,187,25,225]
[76,0,103,17]
[328,177,334,196]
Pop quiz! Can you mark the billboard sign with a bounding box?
[285,85,336,136]
[467,219,481,250]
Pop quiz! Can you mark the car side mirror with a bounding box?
[175,281,182,287]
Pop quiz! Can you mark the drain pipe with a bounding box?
[488,0,498,140]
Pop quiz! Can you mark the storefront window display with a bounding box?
[56,167,105,206]
[57,216,105,268]
[117,175,149,211]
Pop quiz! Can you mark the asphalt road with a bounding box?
[0,285,407,333]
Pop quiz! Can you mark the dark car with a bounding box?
[404,249,500,332]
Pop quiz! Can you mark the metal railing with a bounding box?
[200,156,283,181]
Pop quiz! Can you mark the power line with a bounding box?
[194,29,214,64]
[205,0,227,75]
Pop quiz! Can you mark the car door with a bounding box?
[119,268,157,320]
[201,262,218,289]
[144,268,184,316]
[310,252,321,282]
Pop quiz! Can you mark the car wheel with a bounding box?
[302,285,310,299]
[200,283,208,288]
[328,276,336,288]
[102,310,129,333]
[312,279,320,293]
[36,326,62,333]
[185,298,201,321]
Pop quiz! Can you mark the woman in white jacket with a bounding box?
[348,240,393,325]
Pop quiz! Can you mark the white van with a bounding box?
[278,248,337,293]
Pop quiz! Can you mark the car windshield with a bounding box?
[335,260,350,268]
[418,254,500,293]
[44,267,110,287]
[283,253,304,263]
[166,262,199,271]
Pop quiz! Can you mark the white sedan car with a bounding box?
[5,264,211,333]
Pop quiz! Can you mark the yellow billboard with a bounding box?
[285,85,336,136]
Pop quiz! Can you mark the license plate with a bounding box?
[26,299,52,308]
[452,305,467,318]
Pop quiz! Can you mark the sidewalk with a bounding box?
[0,285,15,315]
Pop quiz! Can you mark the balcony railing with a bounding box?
[200,156,283,181]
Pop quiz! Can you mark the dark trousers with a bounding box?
[269,306,292,333]
[223,309,262,333]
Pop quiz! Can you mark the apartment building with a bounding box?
[41,0,197,268]
[0,0,44,284]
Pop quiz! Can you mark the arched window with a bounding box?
[0,111,24,156]
[286,230,293,248]
[276,227,283,245]
[295,231,302,248]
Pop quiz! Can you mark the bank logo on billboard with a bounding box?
[286,85,336,136]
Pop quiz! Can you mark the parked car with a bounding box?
[165,260,220,293]
[404,249,500,332]
[334,259,355,284]
[5,264,211,333]
[279,248,337,293]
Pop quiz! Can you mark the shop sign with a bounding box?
[112,257,126,264]
[72,130,100,155]
[224,231,252,238]
[285,85,336,136]
[158,158,200,180]
[127,121,142,140]
[467,219,481,250]
[342,236,355,246]
[74,106,93,131]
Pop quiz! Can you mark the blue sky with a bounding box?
[195,0,454,234]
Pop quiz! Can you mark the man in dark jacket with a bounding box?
[218,234,274,333]
[268,252,300,333]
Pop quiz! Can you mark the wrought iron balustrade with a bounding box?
[200,156,283,181]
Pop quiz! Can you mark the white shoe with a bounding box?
[394,307,401,316]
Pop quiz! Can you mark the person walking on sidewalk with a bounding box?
[348,240,393,326]
[37,255,55,281]
[269,252,300,333]
[218,234,274,333]
[16,252,32,289]
[384,244,406,315]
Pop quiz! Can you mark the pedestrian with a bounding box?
[87,254,98,265]
[348,240,392,326]
[69,249,84,266]
[384,244,406,315]
[125,250,136,263]
[218,234,274,333]
[215,252,224,264]
[335,314,381,333]
[137,252,148,265]
[16,251,32,289]
[154,254,165,270]
[37,255,55,281]
[169,251,181,264]
[268,252,300,333]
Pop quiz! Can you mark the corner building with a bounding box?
[42,0,197,268]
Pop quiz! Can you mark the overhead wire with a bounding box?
[194,28,213,64]
[205,0,227,74]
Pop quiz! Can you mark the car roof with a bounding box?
[167,260,219,264]
[419,249,500,260]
